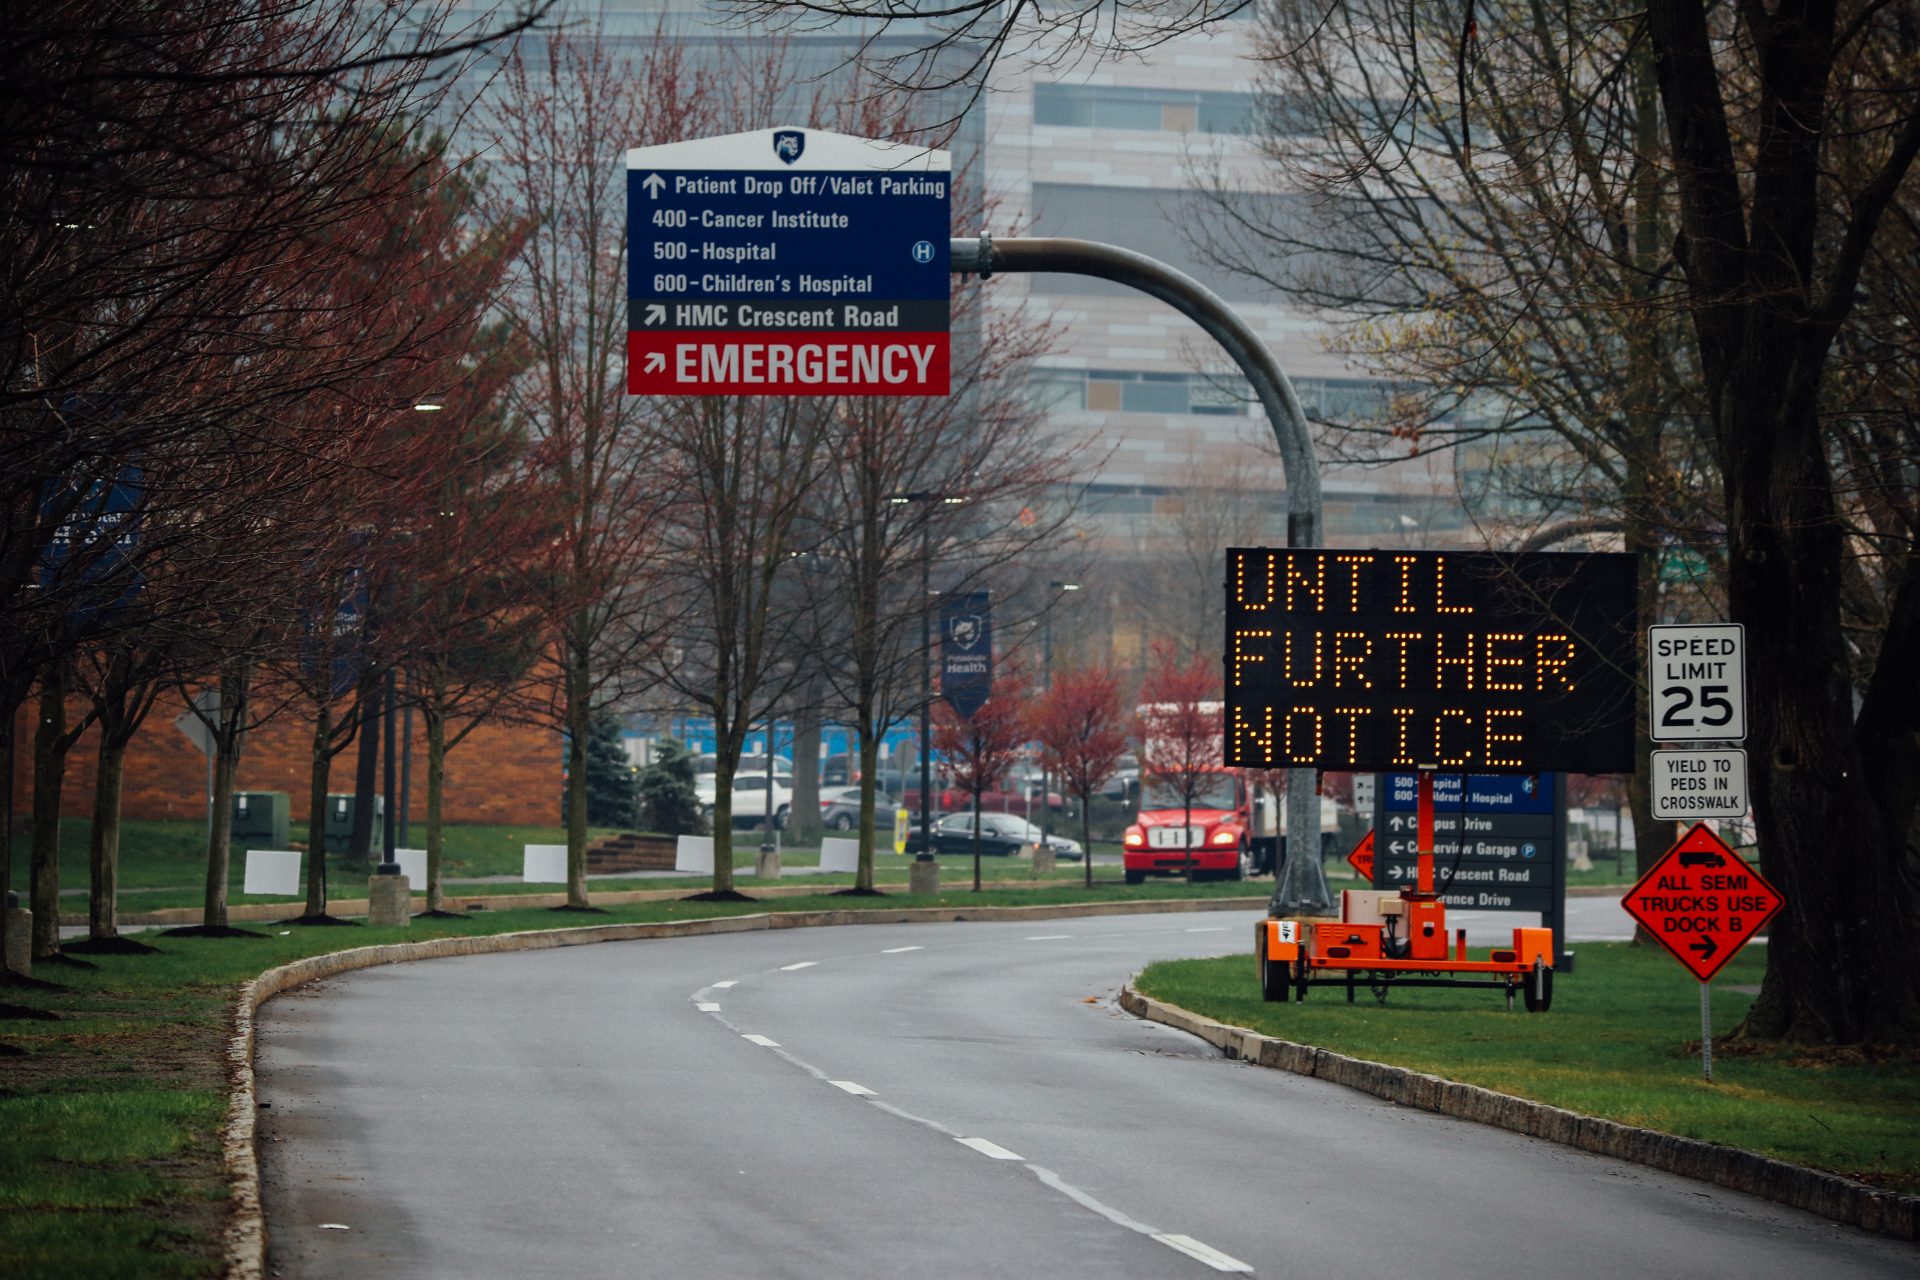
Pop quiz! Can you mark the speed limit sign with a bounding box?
[1648,624,1746,742]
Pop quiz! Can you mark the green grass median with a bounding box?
[1135,944,1920,1195]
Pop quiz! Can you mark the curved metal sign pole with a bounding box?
[952,234,1333,914]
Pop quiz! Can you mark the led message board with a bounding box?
[1224,549,1638,773]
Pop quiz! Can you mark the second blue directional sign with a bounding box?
[626,126,952,397]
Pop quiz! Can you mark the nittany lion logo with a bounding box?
[772,130,805,164]
[949,615,984,650]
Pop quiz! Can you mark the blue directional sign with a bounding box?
[1371,772,1562,911]
[626,126,952,397]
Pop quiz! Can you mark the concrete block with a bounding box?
[4,902,30,977]
[755,849,781,879]
[1031,843,1056,876]
[909,857,940,895]
[367,874,410,927]
[819,838,859,874]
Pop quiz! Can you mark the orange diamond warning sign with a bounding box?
[1621,824,1783,982]
[1346,830,1374,883]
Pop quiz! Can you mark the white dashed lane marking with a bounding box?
[1154,1234,1253,1273]
[955,1137,1023,1160]
[779,961,818,971]
[1025,935,1072,941]
[712,980,738,988]
[828,1081,876,1097]
[881,945,923,953]
[695,1002,720,1012]
[742,1034,780,1047]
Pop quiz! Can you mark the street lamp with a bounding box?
[888,491,965,862]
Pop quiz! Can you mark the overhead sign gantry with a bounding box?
[626,126,952,397]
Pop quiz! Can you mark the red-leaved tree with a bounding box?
[932,662,1033,892]
[1033,663,1130,888]
[1134,643,1221,883]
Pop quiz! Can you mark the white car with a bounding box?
[696,771,793,829]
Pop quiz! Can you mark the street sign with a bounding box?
[1650,748,1748,821]
[1224,549,1639,772]
[1351,772,1375,813]
[939,591,992,720]
[1648,623,1745,742]
[626,126,951,397]
[1345,829,1374,882]
[1373,772,1560,913]
[1621,824,1782,982]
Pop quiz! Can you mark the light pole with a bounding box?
[1040,581,1079,853]
[889,491,965,864]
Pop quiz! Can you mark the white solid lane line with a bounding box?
[742,1034,780,1047]
[881,945,923,953]
[779,961,818,971]
[955,1137,1024,1161]
[828,1081,876,1097]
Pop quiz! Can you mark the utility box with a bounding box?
[231,791,290,848]
[322,793,385,853]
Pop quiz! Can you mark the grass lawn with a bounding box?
[1135,943,1920,1194]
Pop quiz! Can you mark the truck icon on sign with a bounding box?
[1678,849,1725,869]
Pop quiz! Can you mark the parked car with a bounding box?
[820,787,896,831]
[904,810,1083,858]
[696,771,793,829]
[1100,755,1140,800]
[820,753,864,787]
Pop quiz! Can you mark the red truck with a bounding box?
[1121,768,1268,883]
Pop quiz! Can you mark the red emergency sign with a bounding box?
[1621,824,1783,982]
[628,331,950,396]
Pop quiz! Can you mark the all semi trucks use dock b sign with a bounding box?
[1224,549,1638,773]
[626,126,951,397]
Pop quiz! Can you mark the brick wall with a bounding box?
[9,690,560,828]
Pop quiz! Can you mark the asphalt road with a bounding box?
[255,908,1911,1279]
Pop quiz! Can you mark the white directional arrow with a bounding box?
[643,352,665,373]
[1390,840,1405,854]
[1389,815,1405,830]
[642,172,667,199]
[644,303,666,325]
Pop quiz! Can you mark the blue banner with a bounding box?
[939,592,993,722]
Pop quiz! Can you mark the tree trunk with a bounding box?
[30,666,69,960]
[564,640,591,908]
[303,702,333,917]
[425,702,447,913]
[87,731,127,941]
[790,698,823,843]
[1081,789,1094,889]
[856,729,883,892]
[1727,386,1920,1042]
[202,664,247,930]
[348,673,380,862]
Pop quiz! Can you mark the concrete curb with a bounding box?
[1117,983,1919,1244]
[220,896,1261,1278]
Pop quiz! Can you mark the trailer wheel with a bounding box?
[1258,930,1288,1003]
[1523,959,1554,1013]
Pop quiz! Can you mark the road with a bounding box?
[255,908,1908,1279]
